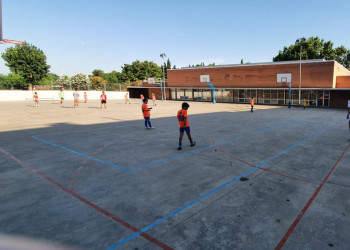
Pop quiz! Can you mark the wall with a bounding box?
[167,61,336,89]
[0,90,128,101]
[330,90,350,108]
[334,62,350,88]
[336,76,350,88]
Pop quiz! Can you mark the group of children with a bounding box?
[141,98,196,150]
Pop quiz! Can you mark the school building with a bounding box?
[127,59,350,108]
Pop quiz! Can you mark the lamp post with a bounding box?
[295,38,304,105]
[160,53,166,101]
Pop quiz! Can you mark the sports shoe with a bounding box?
[178,146,182,150]
[191,141,196,147]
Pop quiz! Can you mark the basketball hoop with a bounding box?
[0,39,26,45]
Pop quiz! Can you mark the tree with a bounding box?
[166,58,171,70]
[56,75,70,89]
[89,76,108,90]
[103,70,120,83]
[38,73,59,85]
[273,36,350,69]
[1,44,50,86]
[92,69,104,77]
[70,73,89,90]
[121,60,162,82]
[0,74,26,89]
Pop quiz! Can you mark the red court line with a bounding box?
[0,147,173,250]
[210,133,317,184]
[275,143,350,250]
[71,138,120,190]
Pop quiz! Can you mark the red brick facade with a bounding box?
[167,60,350,89]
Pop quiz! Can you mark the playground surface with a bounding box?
[0,99,349,250]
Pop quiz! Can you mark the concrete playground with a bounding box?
[0,99,349,250]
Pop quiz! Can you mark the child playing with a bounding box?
[100,91,107,109]
[124,93,130,104]
[84,92,88,103]
[177,102,196,150]
[33,92,39,107]
[152,93,156,106]
[142,98,153,128]
[140,94,144,104]
[250,97,255,112]
[73,88,80,108]
[58,89,64,104]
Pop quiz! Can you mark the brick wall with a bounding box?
[168,61,336,89]
[336,76,350,88]
[330,90,350,108]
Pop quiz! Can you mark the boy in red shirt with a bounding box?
[33,92,39,107]
[142,98,153,128]
[177,102,196,150]
[100,91,107,109]
[250,97,254,112]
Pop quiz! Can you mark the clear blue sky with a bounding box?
[1,0,349,76]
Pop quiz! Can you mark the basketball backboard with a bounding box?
[148,78,155,84]
[277,73,292,84]
[200,75,210,83]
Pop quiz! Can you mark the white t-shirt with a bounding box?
[73,91,80,100]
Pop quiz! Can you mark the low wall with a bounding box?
[0,90,128,101]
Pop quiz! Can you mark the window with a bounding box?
[177,89,185,100]
[184,89,193,100]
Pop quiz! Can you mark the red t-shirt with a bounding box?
[250,98,254,106]
[142,104,150,117]
[177,109,189,128]
[101,94,107,101]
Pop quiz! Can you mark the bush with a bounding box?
[0,74,27,89]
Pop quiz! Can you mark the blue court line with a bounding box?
[107,123,333,249]
[31,136,130,172]
[32,119,305,173]
[131,119,304,170]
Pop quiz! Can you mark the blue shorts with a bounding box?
[180,127,190,133]
[144,116,150,120]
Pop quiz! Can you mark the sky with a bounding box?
[0,0,349,76]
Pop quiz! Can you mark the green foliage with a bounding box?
[121,60,162,82]
[1,44,50,86]
[0,74,26,89]
[103,70,120,83]
[38,73,59,85]
[92,69,104,77]
[89,76,107,90]
[273,36,350,69]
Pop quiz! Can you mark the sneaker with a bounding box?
[178,146,182,150]
[191,141,196,147]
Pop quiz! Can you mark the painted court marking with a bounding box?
[0,146,173,250]
[275,143,350,250]
[210,132,317,185]
[32,119,305,172]
[107,123,333,249]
